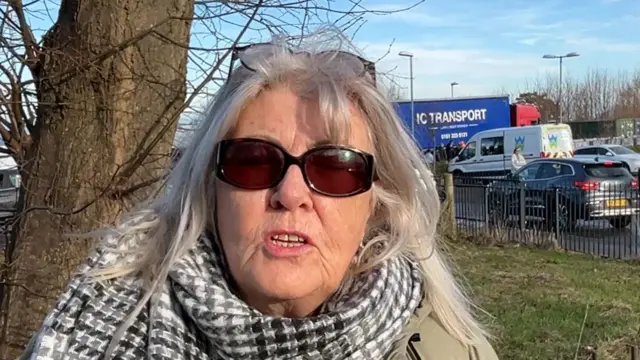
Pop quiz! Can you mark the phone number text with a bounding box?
[440,132,468,140]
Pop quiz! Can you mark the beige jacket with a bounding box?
[386,302,499,360]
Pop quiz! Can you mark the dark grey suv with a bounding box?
[487,158,640,229]
[0,168,20,219]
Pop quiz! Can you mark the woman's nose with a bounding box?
[269,166,313,210]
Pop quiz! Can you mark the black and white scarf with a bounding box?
[22,233,423,360]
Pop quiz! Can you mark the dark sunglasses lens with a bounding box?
[220,142,284,189]
[306,149,370,195]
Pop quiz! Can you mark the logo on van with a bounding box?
[548,134,558,148]
[514,136,525,151]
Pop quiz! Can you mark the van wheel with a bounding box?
[451,170,464,185]
[609,216,631,229]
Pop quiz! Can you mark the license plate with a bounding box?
[607,199,627,207]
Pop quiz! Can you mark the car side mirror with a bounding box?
[509,173,523,182]
[606,152,614,156]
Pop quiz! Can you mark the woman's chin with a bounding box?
[252,267,320,301]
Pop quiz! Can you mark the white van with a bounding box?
[448,124,574,176]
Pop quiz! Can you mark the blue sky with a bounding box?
[355,0,640,98]
[15,0,640,112]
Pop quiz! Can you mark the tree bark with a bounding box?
[0,0,193,356]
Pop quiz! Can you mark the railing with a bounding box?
[444,174,640,259]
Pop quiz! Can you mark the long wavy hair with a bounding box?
[91,28,488,357]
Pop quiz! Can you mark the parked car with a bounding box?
[573,144,640,175]
[486,157,639,230]
[0,167,19,219]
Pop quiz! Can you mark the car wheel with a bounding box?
[550,201,575,231]
[608,216,632,229]
[488,197,506,226]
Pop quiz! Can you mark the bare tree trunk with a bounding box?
[0,0,193,356]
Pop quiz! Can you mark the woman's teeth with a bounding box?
[270,234,305,247]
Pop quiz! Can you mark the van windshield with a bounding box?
[458,141,476,160]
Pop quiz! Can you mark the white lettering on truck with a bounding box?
[415,109,487,125]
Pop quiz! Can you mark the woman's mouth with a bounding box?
[264,230,312,257]
[270,234,306,247]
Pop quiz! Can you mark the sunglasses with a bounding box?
[214,138,377,197]
[229,43,377,84]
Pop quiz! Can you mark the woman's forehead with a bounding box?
[232,86,371,151]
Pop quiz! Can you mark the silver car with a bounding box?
[573,144,640,175]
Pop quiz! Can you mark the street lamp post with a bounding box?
[399,51,414,137]
[542,52,580,123]
[450,81,459,97]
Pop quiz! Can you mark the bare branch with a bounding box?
[107,174,167,200]
[6,0,38,72]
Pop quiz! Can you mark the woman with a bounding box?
[511,147,527,174]
[21,31,498,360]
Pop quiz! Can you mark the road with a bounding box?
[452,185,640,259]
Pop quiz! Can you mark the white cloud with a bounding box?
[358,41,556,98]
[563,36,640,53]
[365,3,470,28]
[489,6,552,30]
[484,3,619,49]
[518,38,541,46]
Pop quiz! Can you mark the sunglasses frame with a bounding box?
[215,138,378,197]
[228,43,377,84]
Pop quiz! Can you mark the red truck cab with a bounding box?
[510,103,541,127]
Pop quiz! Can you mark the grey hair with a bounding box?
[91,28,488,357]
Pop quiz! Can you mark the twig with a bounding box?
[107,174,167,200]
[0,280,54,299]
[574,303,590,360]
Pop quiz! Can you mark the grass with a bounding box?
[450,242,640,360]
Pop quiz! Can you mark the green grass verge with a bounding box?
[450,243,640,360]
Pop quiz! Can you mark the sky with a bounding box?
[173,0,640,109]
[356,0,640,99]
[9,0,640,145]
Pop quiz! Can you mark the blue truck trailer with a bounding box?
[393,95,512,150]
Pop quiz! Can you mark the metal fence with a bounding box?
[449,175,640,259]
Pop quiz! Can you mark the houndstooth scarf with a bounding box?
[23,232,424,360]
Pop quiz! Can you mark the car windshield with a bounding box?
[609,146,636,155]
